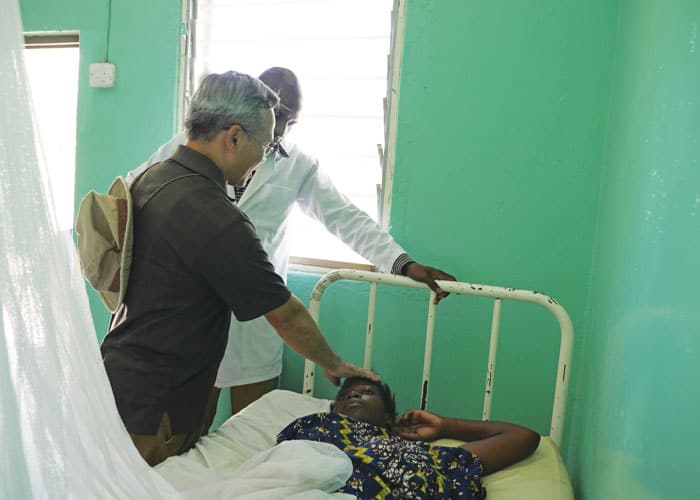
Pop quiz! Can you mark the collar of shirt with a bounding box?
[171,145,228,194]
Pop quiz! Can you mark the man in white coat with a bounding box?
[127,67,455,425]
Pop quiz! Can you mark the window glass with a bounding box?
[196,0,392,264]
[24,42,79,232]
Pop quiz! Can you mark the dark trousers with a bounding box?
[129,412,202,466]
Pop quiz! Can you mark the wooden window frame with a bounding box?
[24,33,79,49]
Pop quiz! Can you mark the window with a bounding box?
[24,34,80,233]
[194,0,394,267]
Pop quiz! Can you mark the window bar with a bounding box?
[379,0,406,232]
[482,298,502,421]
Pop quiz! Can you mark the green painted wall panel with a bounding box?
[282,0,620,459]
[19,0,181,339]
[20,2,700,496]
[570,1,700,498]
[391,0,619,443]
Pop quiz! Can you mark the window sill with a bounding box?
[289,256,374,273]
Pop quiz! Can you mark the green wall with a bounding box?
[282,0,621,454]
[20,1,700,496]
[568,1,700,498]
[288,5,699,497]
[19,0,182,340]
[390,0,619,442]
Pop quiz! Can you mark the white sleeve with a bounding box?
[296,161,407,273]
[125,131,187,184]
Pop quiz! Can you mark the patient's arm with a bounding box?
[395,409,540,475]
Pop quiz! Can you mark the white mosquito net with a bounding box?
[0,1,180,497]
[1,4,355,498]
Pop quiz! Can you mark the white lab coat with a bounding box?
[128,132,406,386]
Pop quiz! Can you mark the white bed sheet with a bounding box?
[157,390,573,499]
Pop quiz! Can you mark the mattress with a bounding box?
[157,389,573,499]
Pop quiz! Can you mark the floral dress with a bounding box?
[277,412,486,499]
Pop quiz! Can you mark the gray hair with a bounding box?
[185,71,279,141]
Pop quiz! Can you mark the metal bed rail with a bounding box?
[302,269,574,447]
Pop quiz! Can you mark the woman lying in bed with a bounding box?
[277,376,540,499]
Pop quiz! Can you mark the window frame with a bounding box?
[24,33,79,50]
[23,32,80,233]
[188,0,406,273]
[287,0,406,273]
[176,0,197,131]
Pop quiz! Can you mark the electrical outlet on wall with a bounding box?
[89,63,116,88]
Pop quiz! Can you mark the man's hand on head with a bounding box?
[322,359,380,386]
[403,263,456,304]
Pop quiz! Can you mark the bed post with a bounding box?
[482,298,502,421]
[420,291,437,410]
[364,282,378,369]
[303,297,323,395]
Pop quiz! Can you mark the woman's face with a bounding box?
[332,381,391,427]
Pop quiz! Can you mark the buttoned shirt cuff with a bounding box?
[391,253,416,275]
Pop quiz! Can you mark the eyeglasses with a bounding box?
[275,101,294,116]
[223,123,288,159]
[275,102,298,125]
[263,141,276,158]
[251,132,287,159]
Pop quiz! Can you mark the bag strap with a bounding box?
[130,159,234,210]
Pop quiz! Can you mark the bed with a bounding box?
[156,270,575,499]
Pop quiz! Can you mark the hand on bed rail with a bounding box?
[403,263,456,304]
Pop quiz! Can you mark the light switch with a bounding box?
[89,63,116,88]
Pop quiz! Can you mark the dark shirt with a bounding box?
[101,145,291,435]
[277,413,486,499]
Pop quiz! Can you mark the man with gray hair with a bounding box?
[101,71,376,466]
[129,68,456,425]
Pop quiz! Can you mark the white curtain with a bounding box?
[0,1,181,497]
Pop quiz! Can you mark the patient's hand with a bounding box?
[394,409,444,442]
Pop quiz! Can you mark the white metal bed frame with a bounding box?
[302,269,574,446]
